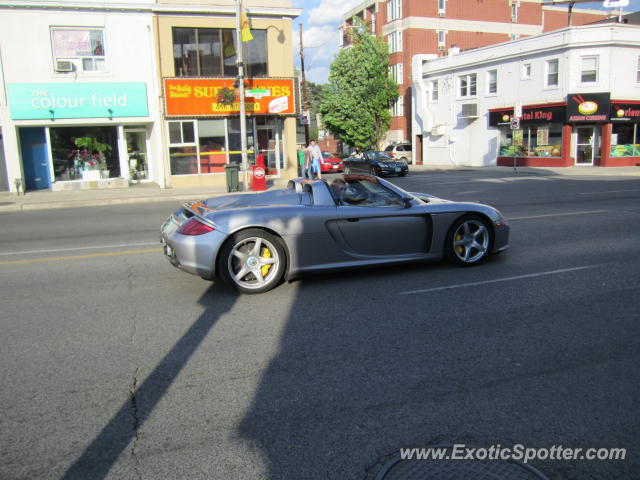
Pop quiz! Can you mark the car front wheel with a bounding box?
[445,215,493,266]
[218,229,286,294]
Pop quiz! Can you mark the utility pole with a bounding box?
[299,23,310,145]
[235,0,249,191]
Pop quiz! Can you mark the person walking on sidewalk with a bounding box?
[307,140,322,180]
[297,144,307,177]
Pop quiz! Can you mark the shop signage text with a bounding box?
[7,83,149,120]
[610,102,640,122]
[164,78,297,117]
[489,104,565,126]
[566,92,610,122]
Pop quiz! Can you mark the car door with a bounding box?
[334,183,431,256]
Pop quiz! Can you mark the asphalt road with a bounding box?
[1,169,639,480]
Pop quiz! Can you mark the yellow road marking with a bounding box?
[508,210,607,221]
[0,248,162,265]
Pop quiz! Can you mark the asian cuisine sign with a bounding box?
[164,78,296,117]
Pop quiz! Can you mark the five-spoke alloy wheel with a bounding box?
[446,215,493,266]
[218,229,286,294]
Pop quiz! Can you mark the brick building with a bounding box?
[340,0,611,162]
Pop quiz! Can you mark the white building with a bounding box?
[0,0,162,192]
[412,23,640,168]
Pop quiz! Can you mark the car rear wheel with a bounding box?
[218,229,286,294]
[445,215,493,266]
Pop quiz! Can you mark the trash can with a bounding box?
[225,163,239,192]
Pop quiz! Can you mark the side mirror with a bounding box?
[402,196,413,208]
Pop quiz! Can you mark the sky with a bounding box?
[292,0,640,84]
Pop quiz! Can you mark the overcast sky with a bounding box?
[292,0,640,84]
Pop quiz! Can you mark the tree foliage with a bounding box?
[319,20,398,150]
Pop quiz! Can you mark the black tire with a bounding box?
[398,171,407,177]
[217,229,287,294]
[445,215,493,266]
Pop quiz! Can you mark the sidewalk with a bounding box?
[1,165,638,212]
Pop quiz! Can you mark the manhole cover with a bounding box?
[376,447,550,480]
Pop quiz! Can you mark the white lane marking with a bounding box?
[399,265,602,295]
[0,241,158,256]
[508,210,607,221]
[578,189,640,195]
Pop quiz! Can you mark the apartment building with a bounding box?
[412,23,640,168]
[340,0,610,162]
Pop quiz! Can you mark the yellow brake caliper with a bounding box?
[455,232,464,255]
[260,247,272,276]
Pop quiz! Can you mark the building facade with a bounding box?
[412,23,640,168]
[0,0,162,193]
[340,0,610,161]
[0,0,300,193]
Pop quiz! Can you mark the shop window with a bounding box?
[487,69,497,95]
[499,124,563,157]
[50,126,120,181]
[198,120,227,174]
[580,55,598,84]
[51,28,106,73]
[228,118,256,168]
[545,59,559,87]
[611,124,638,158]
[173,27,267,78]
[458,73,477,98]
[169,121,197,175]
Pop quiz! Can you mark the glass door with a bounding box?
[576,126,596,165]
[125,129,149,181]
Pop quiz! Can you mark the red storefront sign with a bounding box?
[164,78,296,117]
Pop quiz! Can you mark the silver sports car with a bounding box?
[161,175,510,294]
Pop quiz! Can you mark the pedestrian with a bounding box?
[297,144,306,177]
[307,140,322,180]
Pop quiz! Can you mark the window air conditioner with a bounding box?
[431,124,446,136]
[461,103,479,118]
[55,60,74,72]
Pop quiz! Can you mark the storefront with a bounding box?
[7,82,153,190]
[163,77,297,187]
[492,93,640,168]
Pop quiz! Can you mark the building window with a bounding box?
[370,11,376,33]
[430,80,439,102]
[390,63,403,84]
[522,63,532,79]
[437,30,446,51]
[511,2,519,22]
[580,55,598,84]
[169,121,198,175]
[458,73,477,97]
[172,27,267,77]
[388,30,403,53]
[387,0,402,21]
[509,33,520,41]
[545,59,559,87]
[438,0,446,15]
[390,96,404,116]
[499,124,563,158]
[487,69,497,95]
[51,28,106,72]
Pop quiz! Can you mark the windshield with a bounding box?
[366,151,393,161]
[322,152,334,159]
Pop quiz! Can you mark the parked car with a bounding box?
[319,151,343,173]
[384,142,412,162]
[343,151,408,177]
[160,175,509,294]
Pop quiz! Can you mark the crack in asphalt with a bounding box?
[126,259,143,480]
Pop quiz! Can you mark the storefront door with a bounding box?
[576,126,596,165]
[19,128,51,190]
[255,118,282,175]
[125,130,149,181]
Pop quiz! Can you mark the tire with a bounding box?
[218,229,286,294]
[398,171,407,177]
[445,215,493,266]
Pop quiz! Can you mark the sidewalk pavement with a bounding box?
[1,164,638,212]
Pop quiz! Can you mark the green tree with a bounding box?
[319,19,398,150]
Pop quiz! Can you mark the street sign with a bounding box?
[514,103,522,118]
[603,0,629,7]
[510,117,521,130]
